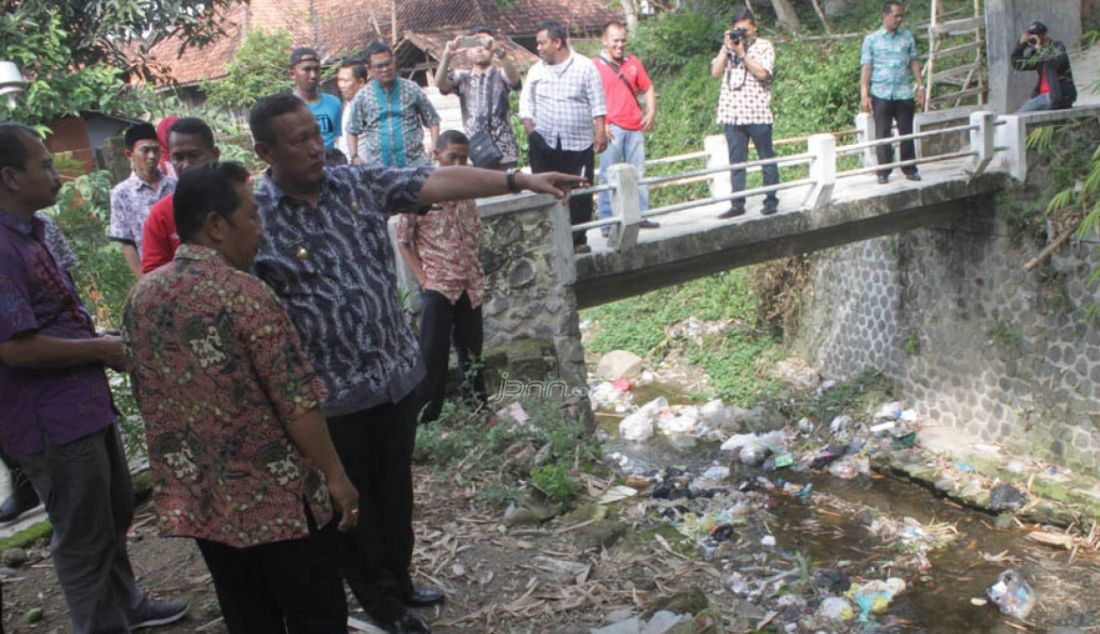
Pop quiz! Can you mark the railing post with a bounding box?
[855,112,876,168]
[607,162,640,252]
[704,134,731,199]
[994,114,1027,182]
[966,110,996,176]
[804,134,836,210]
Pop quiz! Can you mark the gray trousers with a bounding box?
[12,426,148,634]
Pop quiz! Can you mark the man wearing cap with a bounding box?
[1012,21,1077,113]
[109,122,176,280]
[290,47,344,149]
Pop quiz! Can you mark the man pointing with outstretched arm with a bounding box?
[248,93,582,634]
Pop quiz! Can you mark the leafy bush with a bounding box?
[631,11,729,77]
[203,29,294,113]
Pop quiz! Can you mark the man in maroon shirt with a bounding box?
[140,117,221,273]
[0,122,187,632]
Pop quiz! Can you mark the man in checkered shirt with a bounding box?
[520,20,608,254]
[711,8,779,218]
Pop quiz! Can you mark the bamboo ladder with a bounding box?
[922,0,987,110]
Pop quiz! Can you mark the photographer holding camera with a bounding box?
[711,8,779,218]
[1012,20,1077,113]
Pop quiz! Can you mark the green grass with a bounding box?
[413,397,601,509]
[581,270,784,406]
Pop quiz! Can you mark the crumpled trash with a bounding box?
[989,483,1027,513]
[739,441,769,467]
[892,431,917,448]
[953,460,976,473]
[692,465,730,489]
[618,397,670,442]
[850,578,906,622]
[986,569,1036,619]
[874,401,904,421]
[814,569,852,594]
[809,449,843,469]
[828,456,869,480]
[773,453,795,469]
[720,433,759,453]
[620,412,654,442]
[599,485,638,505]
[829,414,853,436]
[818,596,854,622]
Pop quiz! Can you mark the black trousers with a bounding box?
[327,394,419,623]
[872,97,918,177]
[528,131,595,246]
[196,520,347,633]
[416,290,487,423]
[724,123,780,211]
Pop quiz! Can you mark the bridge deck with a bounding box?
[583,158,972,252]
[573,156,1010,308]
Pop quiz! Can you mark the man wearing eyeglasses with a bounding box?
[346,42,441,167]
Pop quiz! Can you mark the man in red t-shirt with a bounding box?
[141,117,220,273]
[595,20,659,233]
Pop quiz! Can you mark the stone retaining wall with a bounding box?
[794,115,1100,472]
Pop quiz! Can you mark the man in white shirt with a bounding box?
[336,57,369,160]
[520,20,607,254]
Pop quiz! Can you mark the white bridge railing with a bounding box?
[571,110,1024,253]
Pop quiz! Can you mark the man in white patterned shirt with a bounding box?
[711,9,779,219]
[520,20,607,254]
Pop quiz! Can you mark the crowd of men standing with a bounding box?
[0,5,1081,634]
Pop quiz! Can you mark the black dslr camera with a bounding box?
[726,27,748,46]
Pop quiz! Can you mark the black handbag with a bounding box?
[467,72,505,169]
[469,125,503,169]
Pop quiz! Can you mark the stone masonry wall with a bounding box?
[794,118,1100,472]
[390,194,590,418]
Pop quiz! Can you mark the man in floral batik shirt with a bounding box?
[122,162,358,634]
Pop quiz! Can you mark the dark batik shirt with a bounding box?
[253,165,432,417]
[444,67,521,165]
[0,210,115,455]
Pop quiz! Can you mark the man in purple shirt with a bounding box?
[0,122,187,633]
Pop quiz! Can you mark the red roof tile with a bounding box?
[140,0,620,86]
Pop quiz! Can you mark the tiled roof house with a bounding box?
[144,0,620,89]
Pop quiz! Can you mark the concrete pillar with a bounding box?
[805,134,836,210]
[607,163,641,251]
[984,0,1081,113]
[994,114,1028,182]
[966,110,996,176]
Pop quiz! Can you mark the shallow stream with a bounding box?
[595,384,1100,632]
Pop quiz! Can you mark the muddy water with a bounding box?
[596,385,1100,632]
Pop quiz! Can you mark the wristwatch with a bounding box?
[505,168,521,193]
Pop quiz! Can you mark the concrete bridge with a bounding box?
[391,104,1098,416]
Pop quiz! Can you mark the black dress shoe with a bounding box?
[877,174,889,184]
[404,586,445,608]
[389,612,432,634]
[717,207,745,220]
[0,487,40,523]
[639,219,660,229]
[905,172,922,181]
[761,202,779,216]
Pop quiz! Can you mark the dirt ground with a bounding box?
[4,453,1100,633]
[0,466,730,634]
